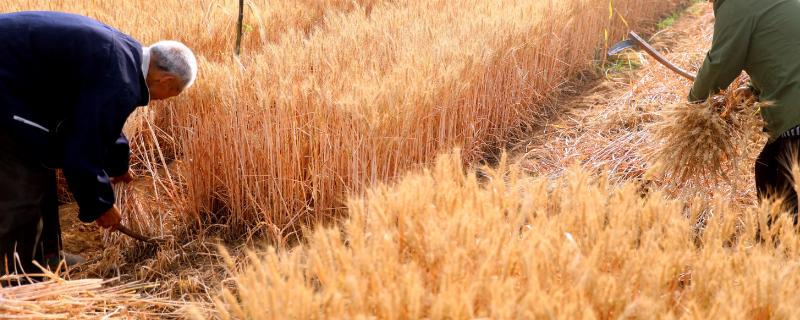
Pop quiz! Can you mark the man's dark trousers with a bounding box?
[0,129,61,280]
[755,135,800,224]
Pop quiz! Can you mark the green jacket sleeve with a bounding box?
[688,3,754,102]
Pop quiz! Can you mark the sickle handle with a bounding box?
[115,224,156,243]
[629,31,696,81]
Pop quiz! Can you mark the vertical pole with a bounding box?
[235,0,244,56]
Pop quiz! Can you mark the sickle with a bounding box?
[115,224,157,244]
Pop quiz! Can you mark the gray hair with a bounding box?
[146,40,198,90]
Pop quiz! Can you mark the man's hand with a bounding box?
[110,170,134,184]
[96,205,121,230]
[734,86,754,100]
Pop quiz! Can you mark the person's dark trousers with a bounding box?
[754,135,800,226]
[0,129,61,285]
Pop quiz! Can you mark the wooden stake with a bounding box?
[235,0,244,56]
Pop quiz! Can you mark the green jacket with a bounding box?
[689,0,800,139]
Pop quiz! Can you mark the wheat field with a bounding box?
[5,1,769,318]
[0,0,684,238]
[208,152,800,319]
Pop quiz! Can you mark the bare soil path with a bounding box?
[59,203,104,259]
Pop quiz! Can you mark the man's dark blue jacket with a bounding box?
[0,12,149,222]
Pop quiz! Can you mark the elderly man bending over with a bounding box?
[0,11,198,280]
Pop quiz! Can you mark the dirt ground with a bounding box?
[59,203,104,258]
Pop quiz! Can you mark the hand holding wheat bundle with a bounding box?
[648,80,764,187]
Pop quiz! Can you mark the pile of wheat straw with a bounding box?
[0,267,192,319]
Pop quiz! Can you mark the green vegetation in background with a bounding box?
[657,11,681,30]
[605,55,642,74]
[659,0,706,30]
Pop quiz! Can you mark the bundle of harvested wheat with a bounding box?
[648,81,764,188]
[0,267,191,319]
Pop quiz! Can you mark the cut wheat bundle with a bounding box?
[648,82,765,188]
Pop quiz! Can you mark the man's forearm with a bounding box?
[105,134,130,177]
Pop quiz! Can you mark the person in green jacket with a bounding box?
[690,0,800,222]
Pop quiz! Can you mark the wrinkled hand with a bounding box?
[111,170,135,185]
[710,94,727,109]
[734,86,754,100]
[96,205,121,230]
